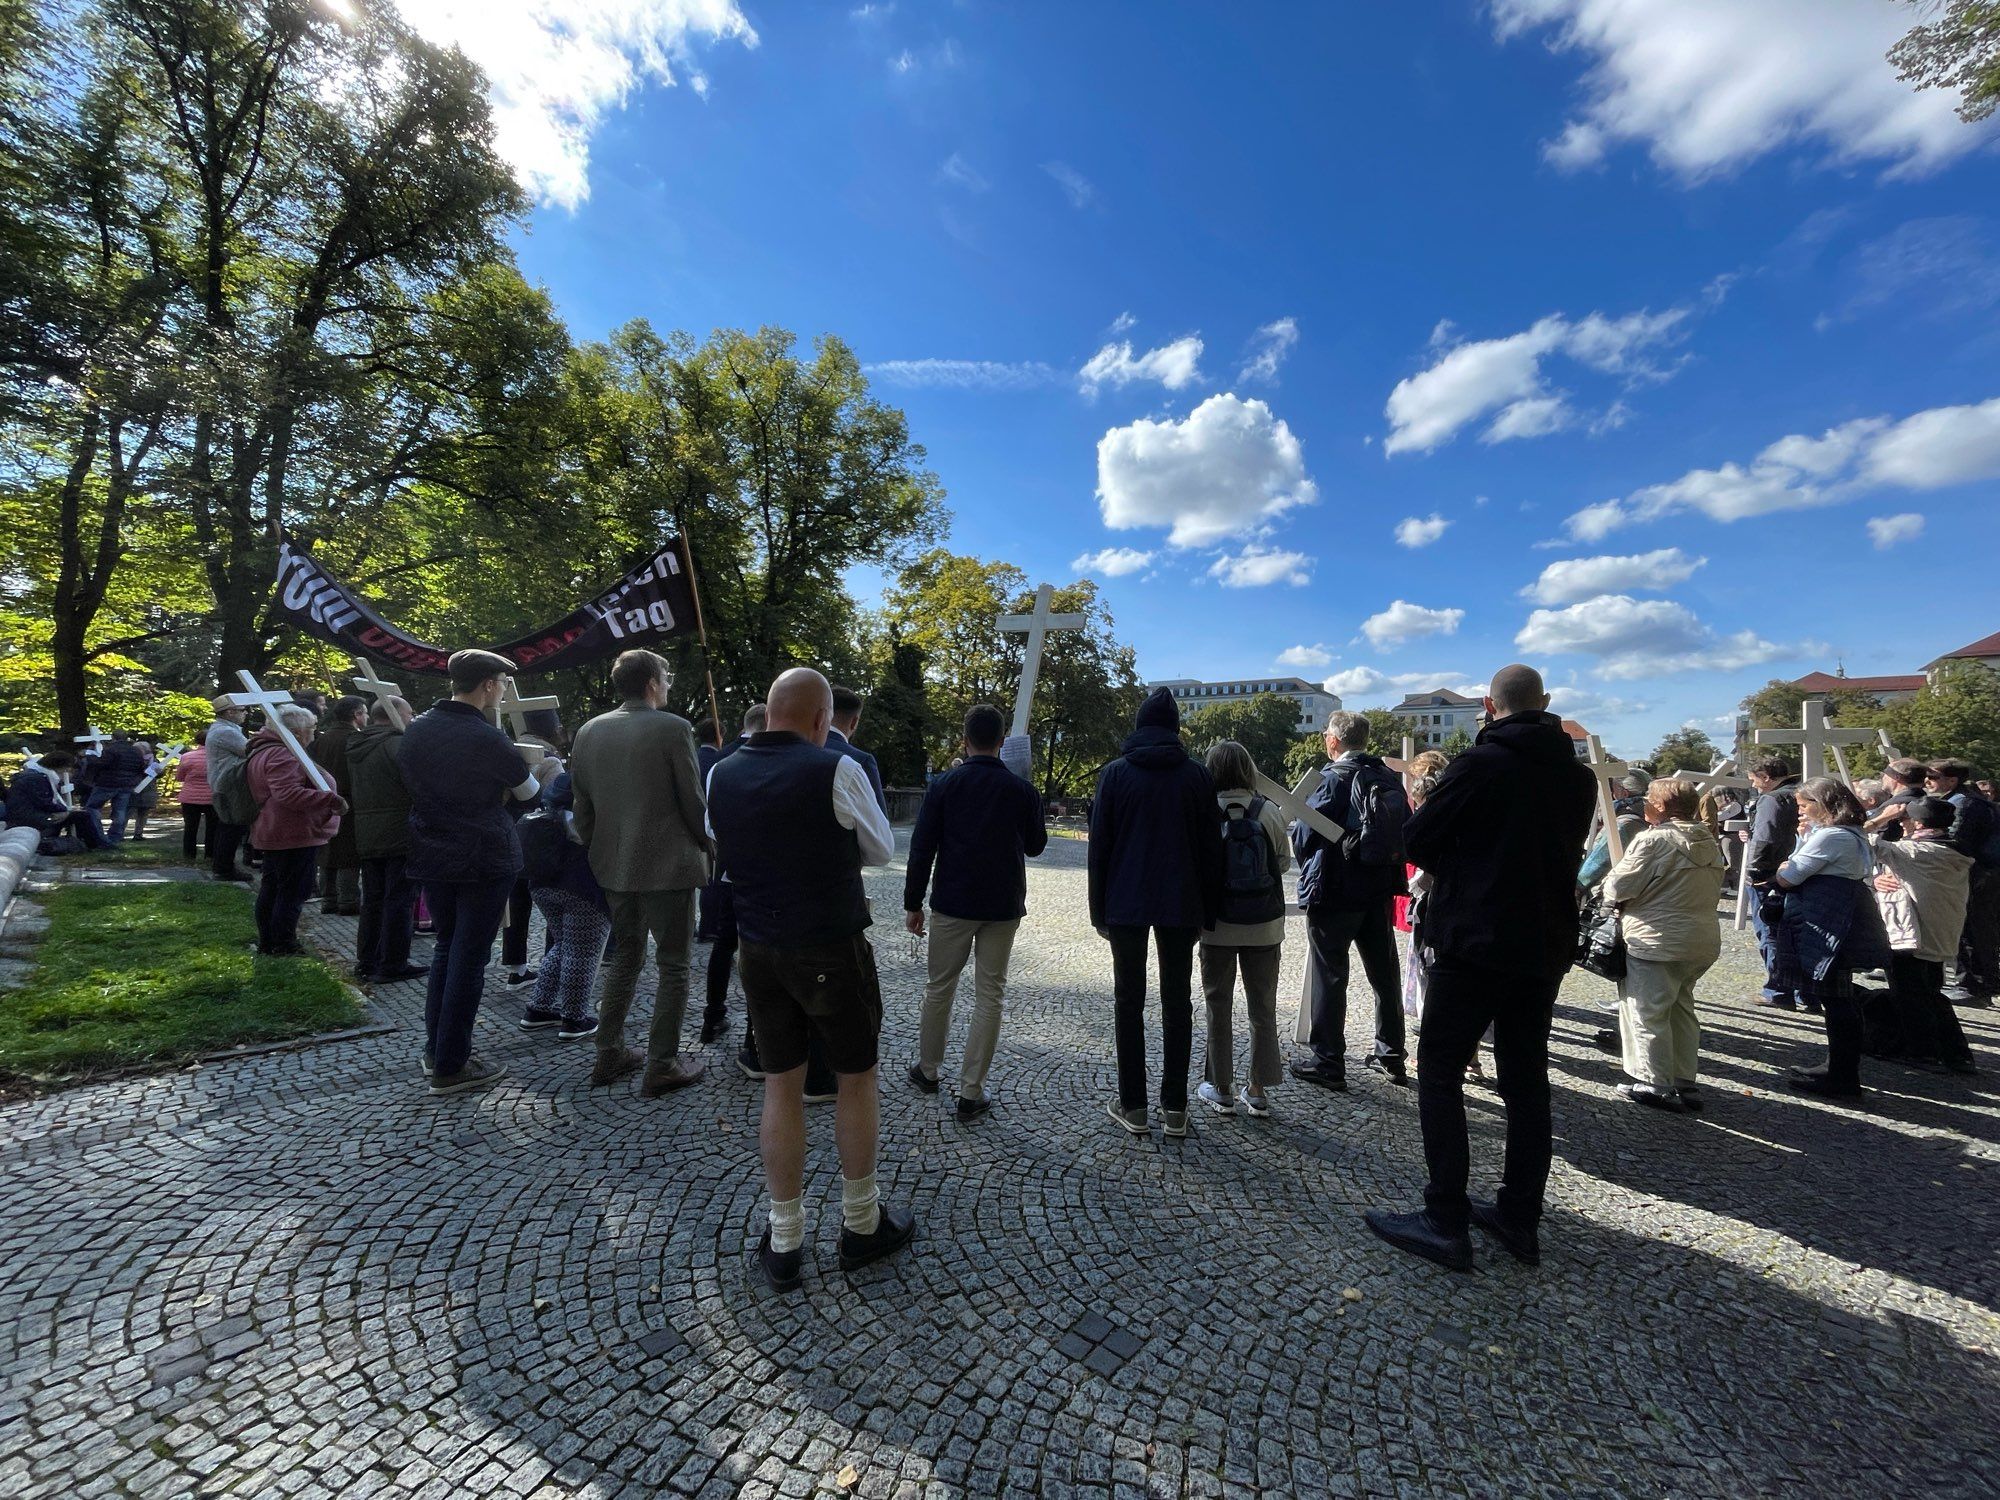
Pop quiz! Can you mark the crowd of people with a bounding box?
[2,649,1993,1285]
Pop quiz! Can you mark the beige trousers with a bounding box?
[1201,943,1283,1094]
[918,913,1020,1101]
[1618,953,1708,1090]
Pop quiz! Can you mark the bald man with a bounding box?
[1365,664,1595,1273]
[706,668,913,1291]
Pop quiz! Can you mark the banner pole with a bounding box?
[678,534,725,733]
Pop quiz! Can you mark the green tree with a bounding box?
[1182,693,1303,778]
[1284,733,1327,785]
[1892,1,2000,123]
[1650,726,1719,776]
[1439,728,1474,758]
[1882,662,2000,772]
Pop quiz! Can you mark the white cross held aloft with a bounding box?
[350,657,409,730]
[1253,766,1345,847]
[222,670,334,793]
[1681,757,1752,797]
[997,583,1087,739]
[1725,815,1755,932]
[1582,734,1633,865]
[73,725,110,753]
[133,744,187,795]
[1751,699,1877,785]
[495,675,560,742]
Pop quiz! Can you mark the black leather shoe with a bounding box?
[699,1013,729,1044]
[1289,1060,1347,1092]
[1786,1067,1862,1099]
[756,1229,802,1293]
[956,1096,991,1122]
[838,1205,915,1272]
[1363,1208,1473,1272]
[1592,1027,1620,1053]
[907,1062,939,1094]
[1364,1055,1410,1086]
[1469,1199,1540,1266]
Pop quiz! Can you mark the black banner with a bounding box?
[270,535,700,678]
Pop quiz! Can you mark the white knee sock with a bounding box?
[768,1195,804,1254]
[841,1172,880,1235]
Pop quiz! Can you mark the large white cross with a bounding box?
[133,744,186,795]
[1725,815,1754,931]
[1253,766,1345,846]
[349,657,409,730]
[496,676,560,742]
[73,725,110,753]
[997,583,1086,739]
[1752,699,1878,783]
[222,670,334,792]
[1681,757,1752,797]
[1583,734,1632,864]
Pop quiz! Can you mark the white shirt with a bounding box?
[704,748,895,868]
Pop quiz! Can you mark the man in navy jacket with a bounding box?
[903,704,1048,1120]
[827,685,889,815]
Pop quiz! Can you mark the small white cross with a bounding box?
[1583,734,1633,864]
[997,583,1087,739]
[1751,699,1877,783]
[496,676,560,742]
[349,657,409,730]
[221,670,334,792]
[133,744,187,795]
[1680,758,1752,797]
[73,725,110,753]
[1253,766,1346,846]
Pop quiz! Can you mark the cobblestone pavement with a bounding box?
[4,834,1999,1499]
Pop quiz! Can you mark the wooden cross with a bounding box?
[1751,699,1877,783]
[222,670,334,792]
[997,583,1086,739]
[1253,766,1345,846]
[73,725,110,753]
[495,675,560,741]
[1583,734,1632,864]
[350,657,409,730]
[133,744,187,795]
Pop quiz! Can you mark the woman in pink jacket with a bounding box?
[177,730,214,862]
[246,705,346,956]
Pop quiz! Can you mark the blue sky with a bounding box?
[393,0,2000,758]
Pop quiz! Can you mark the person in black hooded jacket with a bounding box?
[1088,688,1225,1138]
[1364,664,1595,1274]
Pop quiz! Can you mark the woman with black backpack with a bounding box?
[1197,741,1292,1119]
[517,768,610,1041]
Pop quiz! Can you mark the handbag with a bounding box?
[1575,895,1627,981]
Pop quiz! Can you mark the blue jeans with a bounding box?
[1747,885,1794,1003]
[422,875,515,1077]
[83,788,132,843]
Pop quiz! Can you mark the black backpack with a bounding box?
[517,809,571,887]
[1342,760,1409,867]
[1218,796,1284,925]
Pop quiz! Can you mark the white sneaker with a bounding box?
[1241,1090,1272,1119]
[1197,1080,1238,1115]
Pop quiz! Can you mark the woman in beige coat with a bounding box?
[1603,778,1728,1113]
[1196,740,1293,1118]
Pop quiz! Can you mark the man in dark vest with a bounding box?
[706,667,912,1291]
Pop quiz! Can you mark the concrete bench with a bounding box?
[0,825,41,923]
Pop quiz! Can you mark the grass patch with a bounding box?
[73,839,183,869]
[0,882,364,1083]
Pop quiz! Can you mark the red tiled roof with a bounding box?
[1788,671,1926,694]
[1559,718,1589,741]
[1940,630,2000,662]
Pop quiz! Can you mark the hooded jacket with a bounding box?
[246,730,343,851]
[1403,710,1597,979]
[346,724,411,861]
[1870,832,1972,963]
[1088,722,1224,931]
[1293,752,1409,910]
[1602,818,1728,964]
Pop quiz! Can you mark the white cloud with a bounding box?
[849,3,892,18]
[1393,513,1452,548]
[1323,666,1486,703]
[1491,0,1981,181]
[1109,311,1137,334]
[1547,685,1649,720]
[863,358,1059,391]
[1360,600,1465,650]
[1208,545,1314,589]
[388,0,756,210]
[1042,161,1096,208]
[1079,336,1204,394]
[1866,512,1925,549]
[1096,394,1317,547]
[1522,547,1706,605]
[890,48,916,73]
[1382,307,1687,455]
[937,152,988,192]
[1515,594,1808,679]
[1070,546,1155,578]
[1237,317,1300,383]
[1563,396,2000,538]
[1275,643,1335,671]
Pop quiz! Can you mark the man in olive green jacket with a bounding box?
[570,649,712,1094]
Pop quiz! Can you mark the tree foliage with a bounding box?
[1650,726,1719,776]
[1181,694,1302,780]
[1881,662,2000,773]
[1892,1,2000,122]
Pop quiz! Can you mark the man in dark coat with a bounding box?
[1931,757,2000,1002]
[1088,687,1225,1138]
[1291,710,1411,1090]
[1364,664,1595,1272]
[310,696,366,915]
[5,752,108,850]
[81,731,146,843]
[347,697,425,983]
[1744,756,1804,1009]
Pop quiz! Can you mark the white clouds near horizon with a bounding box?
[1490,0,1981,182]
[1360,600,1465,650]
[388,0,756,210]
[1322,665,1485,704]
[1522,547,1705,605]
[1276,643,1335,671]
[1563,396,2000,540]
[1096,394,1317,548]
[1515,594,1808,679]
